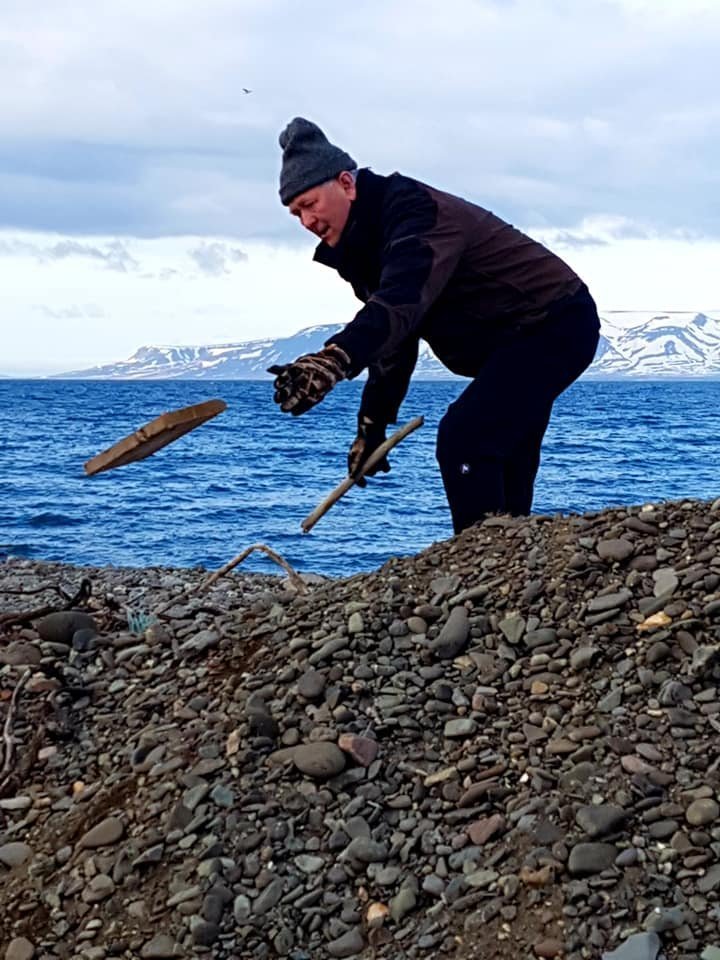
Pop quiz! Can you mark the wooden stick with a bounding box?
[301,415,425,534]
[0,669,32,787]
[199,544,307,593]
[154,543,307,616]
[0,578,92,630]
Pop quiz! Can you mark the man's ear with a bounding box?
[338,171,357,200]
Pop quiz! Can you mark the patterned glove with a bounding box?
[268,344,350,416]
[347,416,391,487]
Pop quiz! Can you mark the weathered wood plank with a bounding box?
[84,399,227,476]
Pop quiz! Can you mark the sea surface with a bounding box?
[1,379,719,577]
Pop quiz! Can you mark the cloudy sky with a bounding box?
[2,0,719,374]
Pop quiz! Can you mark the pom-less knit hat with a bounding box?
[278,117,357,206]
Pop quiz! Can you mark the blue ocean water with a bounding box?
[1,379,719,577]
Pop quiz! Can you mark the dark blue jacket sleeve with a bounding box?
[357,338,419,427]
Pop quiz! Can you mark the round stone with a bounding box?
[140,934,181,958]
[5,938,35,960]
[294,855,324,874]
[575,804,626,839]
[534,939,564,958]
[570,646,599,670]
[77,816,124,850]
[343,837,389,863]
[190,919,219,947]
[443,718,477,738]
[36,610,97,644]
[648,819,678,840]
[293,743,346,779]
[615,847,639,867]
[82,874,115,903]
[596,539,634,562]
[297,669,326,699]
[0,843,33,868]
[686,798,719,827]
[568,842,618,876]
[327,927,365,958]
[0,642,42,666]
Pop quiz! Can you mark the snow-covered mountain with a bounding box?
[53,325,451,380]
[54,311,720,380]
[587,311,720,378]
[53,326,343,381]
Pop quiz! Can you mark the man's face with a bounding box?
[288,172,357,247]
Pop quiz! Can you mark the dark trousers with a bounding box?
[436,285,600,534]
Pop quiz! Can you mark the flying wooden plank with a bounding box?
[84,399,227,476]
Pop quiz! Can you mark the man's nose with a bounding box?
[300,210,317,230]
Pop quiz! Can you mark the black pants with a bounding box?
[436,285,600,534]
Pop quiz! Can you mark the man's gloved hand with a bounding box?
[347,416,391,487]
[268,344,350,416]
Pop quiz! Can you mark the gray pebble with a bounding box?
[643,905,685,932]
[36,610,96,644]
[0,843,33,868]
[326,927,365,958]
[297,669,326,699]
[78,817,124,849]
[429,606,469,659]
[686,798,719,827]
[568,843,618,876]
[293,742,346,779]
[342,837,389,864]
[575,804,626,839]
[140,936,180,959]
[444,718,477,738]
[4,939,35,960]
[602,932,661,960]
[252,878,284,915]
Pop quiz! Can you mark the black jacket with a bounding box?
[316,168,582,425]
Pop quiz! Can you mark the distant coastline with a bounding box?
[4,310,720,379]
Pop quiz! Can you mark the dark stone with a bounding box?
[36,610,97,644]
[430,606,470,659]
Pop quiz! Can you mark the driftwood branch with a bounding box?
[155,543,306,617]
[0,603,55,629]
[0,584,67,597]
[0,578,92,631]
[200,544,306,593]
[301,415,425,534]
[0,669,32,789]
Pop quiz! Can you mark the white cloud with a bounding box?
[188,241,248,276]
[2,223,718,375]
[532,219,720,315]
[0,236,138,271]
[0,230,359,374]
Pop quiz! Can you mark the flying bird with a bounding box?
[242,88,252,94]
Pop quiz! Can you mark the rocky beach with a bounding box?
[2,499,720,960]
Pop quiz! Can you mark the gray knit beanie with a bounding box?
[278,117,357,206]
